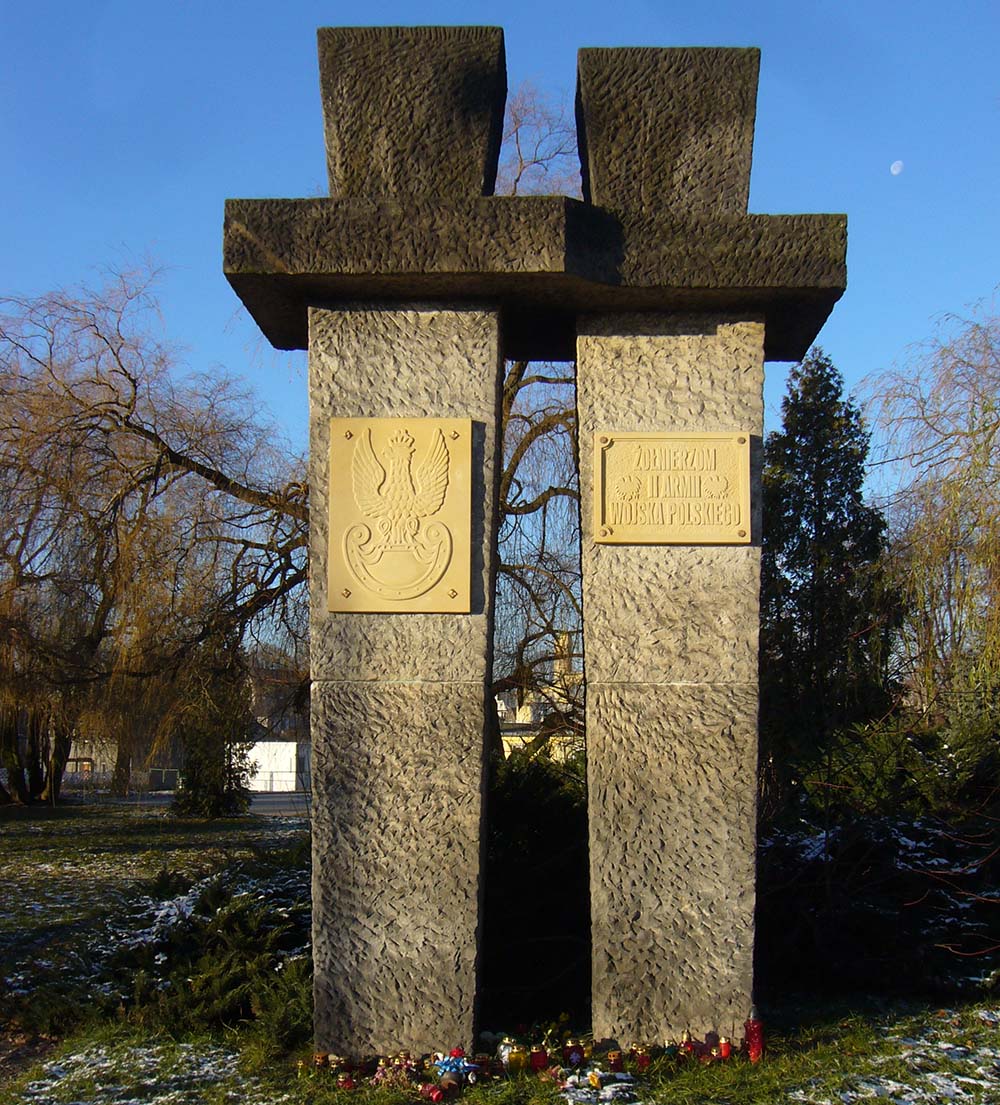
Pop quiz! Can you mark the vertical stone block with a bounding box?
[576,47,759,217]
[318,26,506,199]
[309,305,502,1057]
[577,313,765,1043]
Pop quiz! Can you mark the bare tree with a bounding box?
[0,83,586,802]
[495,82,580,198]
[869,296,1000,481]
[491,86,584,753]
[0,269,307,801]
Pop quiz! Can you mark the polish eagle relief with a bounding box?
[344,426,453,600]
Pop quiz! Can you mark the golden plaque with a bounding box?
[594,431,751,545]
[328,418,472,612]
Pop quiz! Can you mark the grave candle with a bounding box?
[563,1040,585,1067]
[744,1009,764,1063]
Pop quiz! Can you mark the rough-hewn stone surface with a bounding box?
[317,26,505,199]
[309,306,501,1056]
[582,546,760,685]
[587,683,758,1039]
[576,48,759,217]
[227,23,846,1052]
[225,34,846,367]
[577,315,766,432]
[577,314,763,1042]
[309,306,500,681]
[225,197,587,278]
[224,196,845,362]
[225,200,842,288]
[312,680,488,1056]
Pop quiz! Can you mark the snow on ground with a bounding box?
[1,815,310,1004]
[789,1007,1000,1105]
[761,817,1000,991]
[21,1041,292,1105]
[3,859,311,1004]
[0,814,308,941]
[13,1007,1000,1105]
[5,813,999,1103]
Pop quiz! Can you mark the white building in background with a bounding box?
[247,740,311,792]
[246,665,310,792]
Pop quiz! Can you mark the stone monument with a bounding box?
[224,27,845,1055]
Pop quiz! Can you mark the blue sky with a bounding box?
[2,0,998,448]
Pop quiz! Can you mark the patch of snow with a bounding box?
[122,880,208,948]
[22,1042,293,1105]
[923,1071,968,1097]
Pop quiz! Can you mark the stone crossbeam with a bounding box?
[224,198,844,361]
[224,33,844,365]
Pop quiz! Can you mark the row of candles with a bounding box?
[498,1016,764,1072]
[305,1012,764,1090]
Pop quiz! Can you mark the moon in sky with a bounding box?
[890,160,904,176]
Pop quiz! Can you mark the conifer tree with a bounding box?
[760,349,892,818]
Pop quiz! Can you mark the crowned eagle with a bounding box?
[351,427,450,550]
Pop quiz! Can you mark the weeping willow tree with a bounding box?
[868,298,1000,812]
[0,269,306,804]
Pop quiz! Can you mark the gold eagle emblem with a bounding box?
[344,426,453,599]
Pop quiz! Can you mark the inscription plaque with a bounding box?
[328,417,472,612]
[594,431,751,545]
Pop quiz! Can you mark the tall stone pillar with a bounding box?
[226,27,508,1057]
[575,49,770,1043]
[309,305,501,1054]
[577,315,763,1041]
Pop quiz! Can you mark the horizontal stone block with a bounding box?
[312,679,490,1057]
[223,198,845,361]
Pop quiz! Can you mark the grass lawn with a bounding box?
[2,803,999,1104]
[1,803,306,942]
